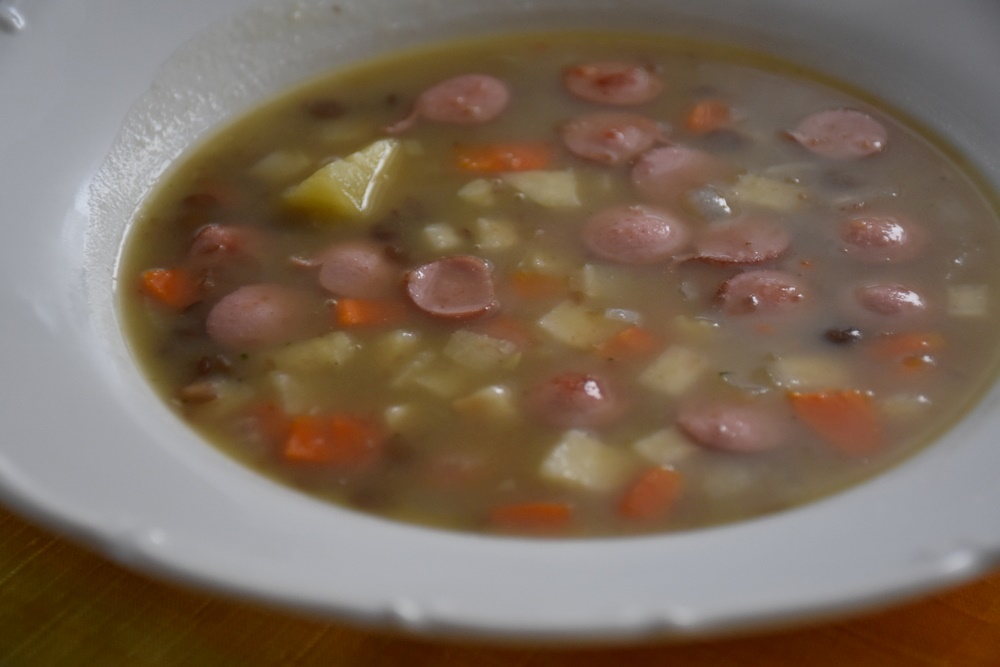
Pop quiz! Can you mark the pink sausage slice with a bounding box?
[563,61,664,106]
[405,255,497,319]
[316,241,399,299]
[206,284,313,350]
[690,217,791,265]
[526,372,626,429]
[787,109,888,160]
[560,112,663,165]
[677,401,788,453]
[583,204,690,264]
[632,146,735,205]
[188,224,263,268]
[855,283,927,316]
[840,213,925,263]
[387,74,510,133]
[716,269,811,316]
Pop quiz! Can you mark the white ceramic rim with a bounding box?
[2,0,1000,642]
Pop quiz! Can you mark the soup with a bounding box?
[119,31,1000,536]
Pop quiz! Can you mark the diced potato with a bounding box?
[250,151,312,184]
[639,345,709,395]
[452,385,518,421]
[457,178,499,207]
[947,284,989,317]
[503,170,581,208]
[383,403,430,436]
[185,379,254,420]
[267,332,359,373]
[537,300,629,349]
[268,371,321,414]
[577,263,644,301]
[632,427,699,466]
[284,138,400,220]
[540,430,636,492]
[881,392,932,420]
[727,173,806,211]
[671,315,719,342]
[518,248,576,276]
[392,350,467,398]
[443,330,520,371]
[376,329,421,367]
[767,354,851,391]
[422,222,464,252]
[473,216,519,251]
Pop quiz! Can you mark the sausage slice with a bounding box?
[583,204,690,264]
[786,109,888,160]
[716,270,811,316]
[316,240,399,299]
[839,213,925,263]
[689,217,791,265]
[632,146,735,205]
[560,112,663,165]
[563,61,664,106]
[526,371,626,429]
[387,74,510,133]
[677,401,788,453]
[405,255,497,319]
[206,284,313,350]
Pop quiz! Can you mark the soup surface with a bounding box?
[120,32,1000,536]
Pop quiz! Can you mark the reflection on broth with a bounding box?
[119,32,1000,537]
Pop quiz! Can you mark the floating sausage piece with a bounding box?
[206,284,313,350]
[716,269,811,316]
[563,61,664,106]
[631,146,735,205]
[560,112,663,165]
[386,74,510,133]
[677,401,788,453]
[786,109,888,160]
[583,204,690,264]
[855,283,927,316]
[405,255,497,319]
[526,371,626,429]
[188,224,263,269]
[689,217,791,265]
[839,213,925,263]
[316,241,399,299]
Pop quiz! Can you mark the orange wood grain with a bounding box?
[2,504,999,666]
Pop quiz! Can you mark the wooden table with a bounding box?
[3,504,999,666]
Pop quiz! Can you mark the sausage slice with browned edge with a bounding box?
[688,217,791,265]
[526,371,626,429]
[840,213,926,263]
[786,108,888,160]
[563,61,664,106]
[716,269,811,316]
[583,204,690,264]
[405,255,497,319]
[632,145,735,205]
[677,401,788,453]
[386,74,510,133]
[560,112,663,165]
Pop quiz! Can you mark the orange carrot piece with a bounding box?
[455,142,552,172]
[596,325,662,361]
[489,501,573,533]
[249,401,291,446]
[334,298,407,327]
[510,270,568,299]
[686,99,733,135]
[618,467,683,521]
[788,390,883,456]
[283,414,385,467]
[868,331,945,366]
[139,268,201,309]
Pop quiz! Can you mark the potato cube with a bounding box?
[537,300,629,349]
[632,427,699,466]
[727,173,806,211]
[767,354,851,391]
[443,330,520,371]
[457,178,499,207]
[268,372,321,414]
[422,222,464,252]
[947,284,988,317]
[251,151,312,184]
[284,138,400,220]
[503,170,581,208]
[639,345,709,395]
[377,330,421,367]
[268,332,359,373]
[540,430,635,492]
[577,263,644,301]
[452,385,518,421]
[473,216,519,251]
[518,248,576,276]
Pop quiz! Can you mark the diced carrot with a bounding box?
[685,99,733,135]
[139,268,201,309]
[334,298,407,327]
[510,270,568,300]
[283,414,385,467]
[596,325,662,361]
[248,401,291,445]
[618,466,683,521]
[489,501,573,533]
[868,331,945,370]
[455,142,552,172]
[788,390,883,456]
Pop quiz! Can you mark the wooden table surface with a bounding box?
[3,504,999,667]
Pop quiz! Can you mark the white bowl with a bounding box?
[3,0,1000,642]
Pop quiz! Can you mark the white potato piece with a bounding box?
[767,354,851,391]
[540,430,635,492]
[632,427,699,466]
[473,216,519,251]
[267,332,359,373]
[443,330,520,372]
[503,170,581,208]
[452,385,518,421]
[457,178,499,207]
[947,284,989,317]
[376,330,422,368]
[250,151,312,184]
[422,222,464,252]
[537,300,629,349]
[639,345,710,396]
[727,173,807,211]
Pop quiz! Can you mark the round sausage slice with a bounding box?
[677,401,788,453]
[716,269,811,316]
[563,61,664,106]
[387,74,510,133]
[840,213,925,263]
[560,112,663,165]
[316,241,399,299]
[690,217,791,265]
[583,204,690,264]
[405,255,497,319]
[855,283,927,316]
[188,224,263,269]
[786,109,888,160]
[526,372,626,429]
[632,146,735,205]
[206,284,313,350]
